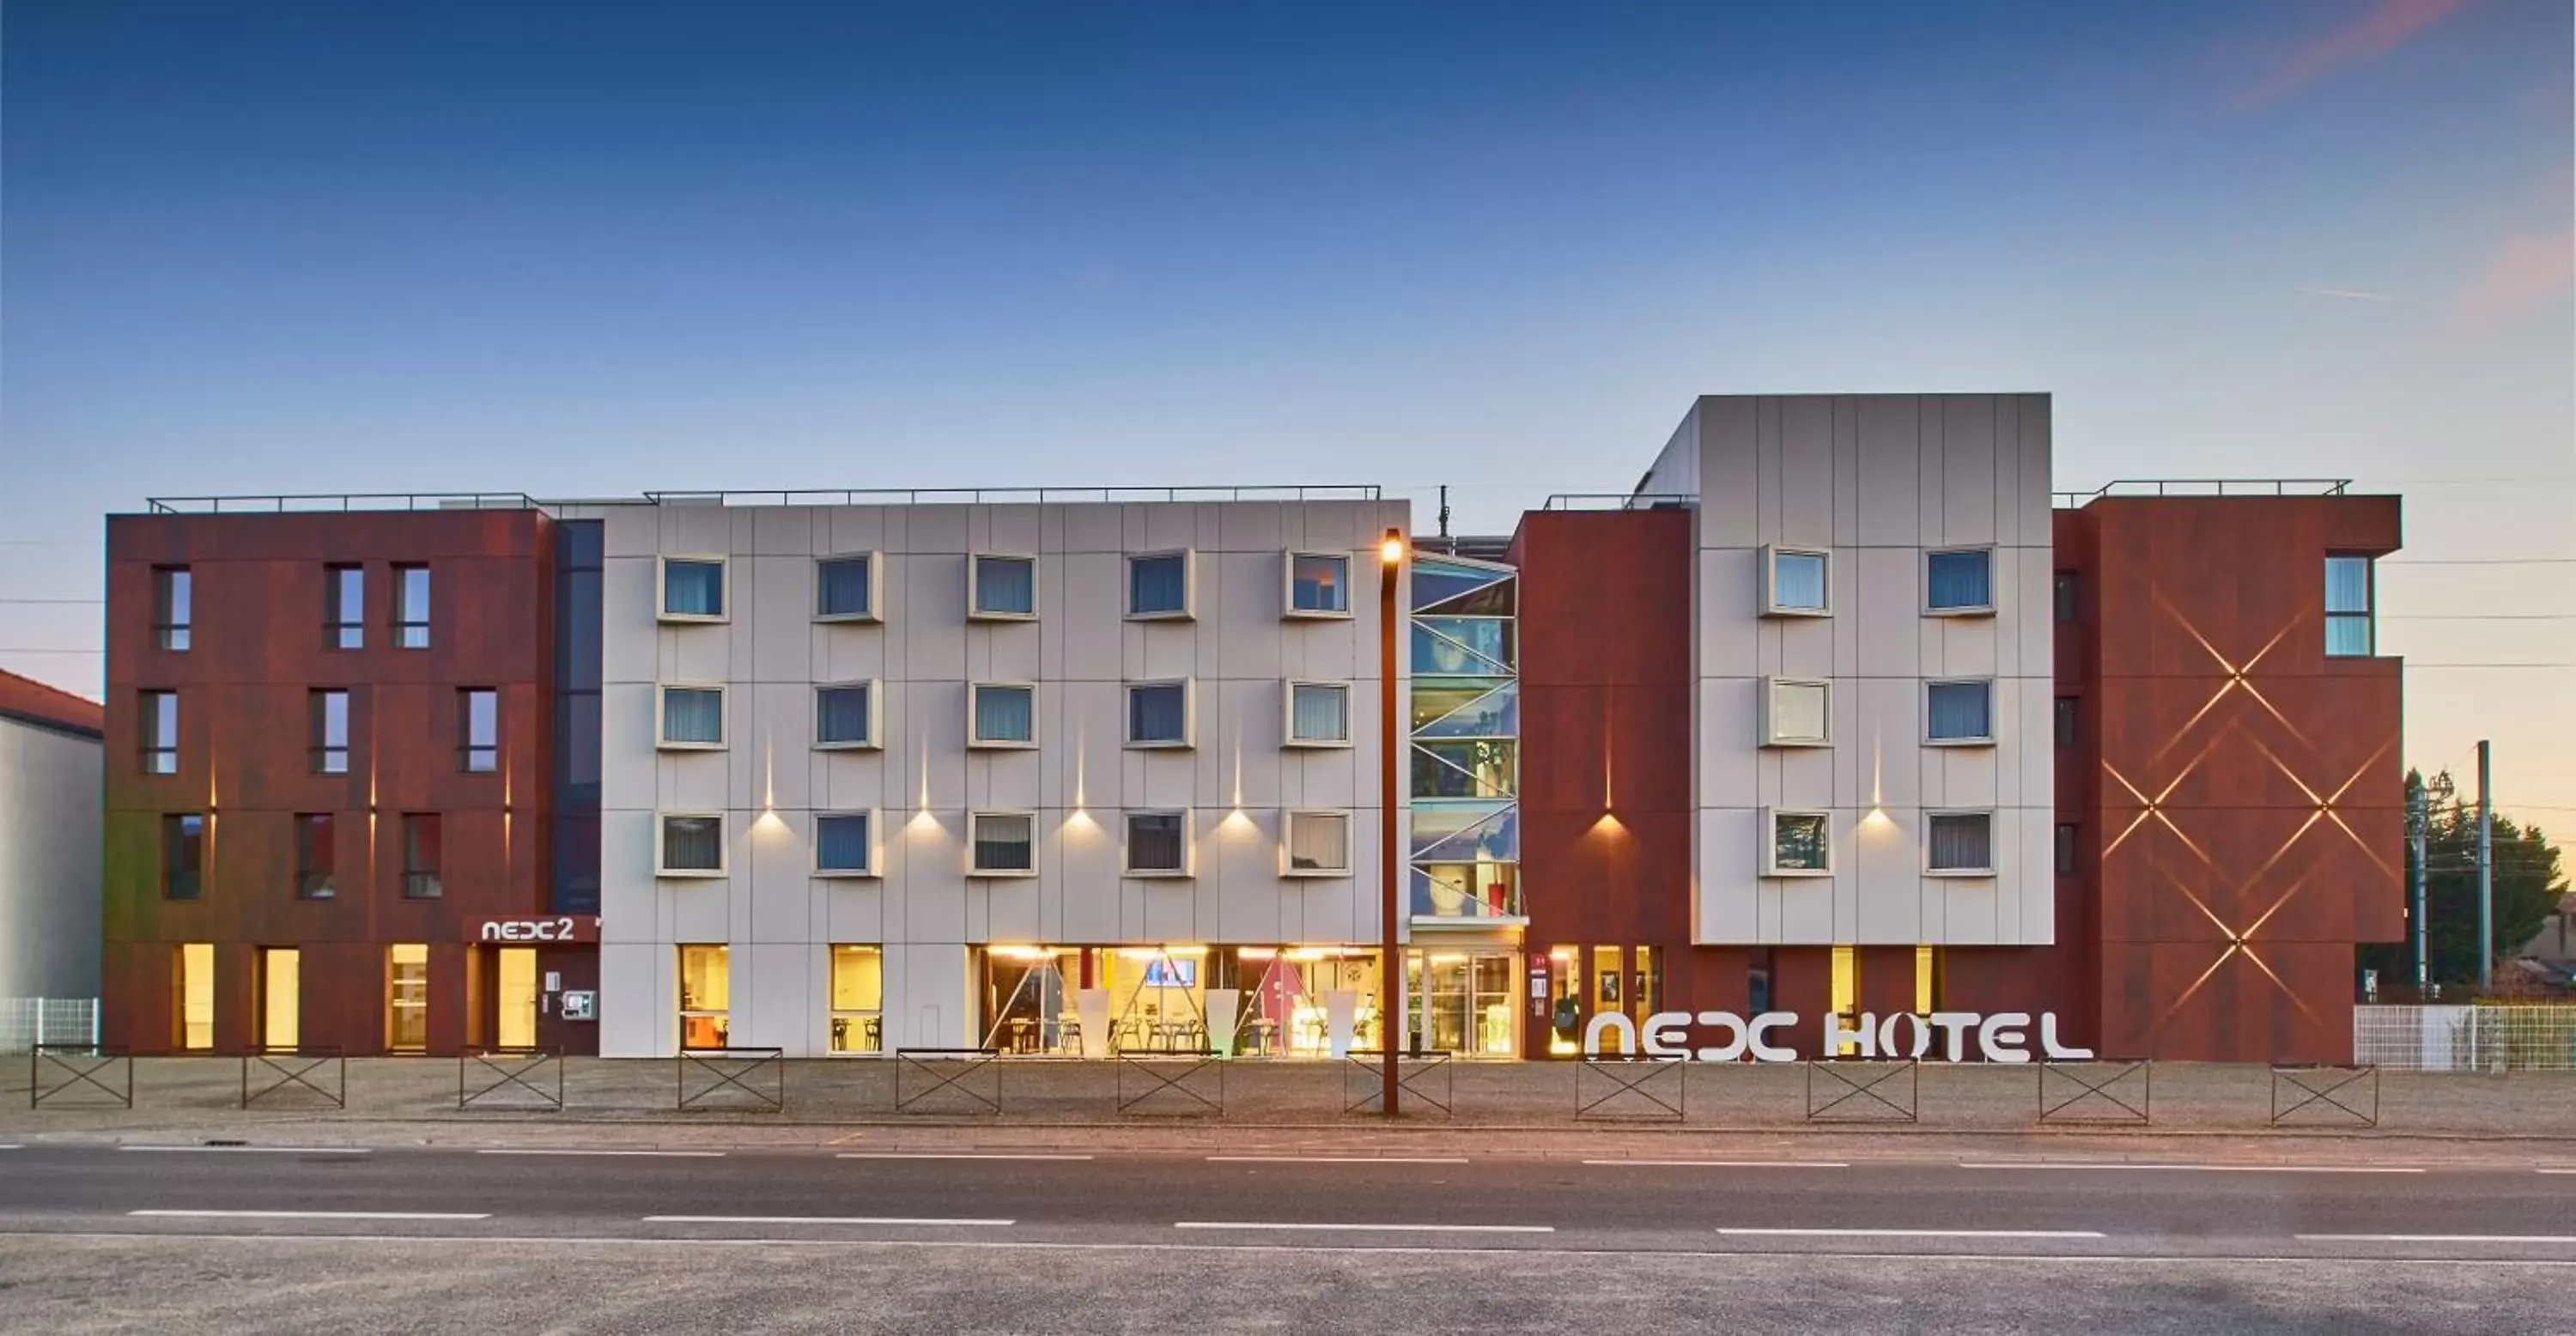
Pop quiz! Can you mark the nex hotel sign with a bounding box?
[1584,1010,2094,1063]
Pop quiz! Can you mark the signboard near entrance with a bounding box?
[472,914,598,944]
[1583,1010,2093,1063]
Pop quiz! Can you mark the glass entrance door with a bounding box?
[1406,950,1519,1058]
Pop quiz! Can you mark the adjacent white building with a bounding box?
[0,671,105,1011]
[1637,394,2056,947]
[568,494,1413,1057]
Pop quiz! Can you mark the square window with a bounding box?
[395,565,431,649]
[459,689,499,773]
[1285,681,1351,746]
[1127,550,1193,619]
[969,811,1036,876]
[161,813,206,900]
[2325,555,2373,657]
[2055,823,2079,876]
[969,683,1036,747]
[1285,552,1351,617]
[1282,810,1350,876]
[816,683,878,749]
[816,554,879,622]
[659,557,726,622]
[1123,810,1190,877]
[1762,545,1830,616]
[1761,677,1831,747]
[1927,811,1995,875]
[815,811,876,877]
[658,812,726,877]
[140,690,179,774]
[1925,679,1994,744]
[1764,808,1832,876]
[659,685,726,749]
[1927,548,1994,615]
[310,689,350,774]
[153,567,191,652]
[325,565,365,649]
[969,554,1036,619]
[295,813,336,901]
[2055,696,2077,750]
[1126,681,1191,748]
[402,813,443,898]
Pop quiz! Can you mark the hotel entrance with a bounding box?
[1534,944,1662,1057]
[1403,950,1519,1058]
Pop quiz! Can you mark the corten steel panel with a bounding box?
[100,511,556,1056]
[2081,495,2402,1063]
[1769,947,1835,1058]
[1856,945,1917,1018]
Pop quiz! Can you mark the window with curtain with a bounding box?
[1129,552,1188,616]
[662,687,725,746]
[1127,682,1188,745]
[972,684,1035,744]
[1927,549,1993,612]
[816,813,872,874]
[1285,811,1349,872]
[663,559,725,617]
[1289,553,1348,614]
[1770,811,1829,873]
[660,814,724,874]
[1770,549,1827,613]
[1765,679,1828,745]
[971,812,1035,873]
[1929,812,1994,873]
[817,556,872,618]
[1926,680,1993,743]
[973,555,1036,616]
[817,684,872,747]
[1289,682,1349,744]
[2324,555,2373,656]
[141,690,179,774]
[1125,811,1186,874]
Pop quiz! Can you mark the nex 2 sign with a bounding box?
[1583,1010,2093,1063]
[472,915,598,944]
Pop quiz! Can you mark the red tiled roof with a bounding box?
[0,669,104,737]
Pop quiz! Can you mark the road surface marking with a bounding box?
[118,1145,369,1155]
[2538,1169,2576,1175]
[645,1215,1014,1227]
[477,1149,724,1158]
[835,1152,1094,1162]
[1583,1160,1848,1169]
[1958,1163,2423,1175]
[1720,1228,2107,1240]
[0,1145,20,1151]
[1206,1156,1471,1164]
[1176,1222,1553,1234]
[2298,1234,2576,1245]
[129,1210,489,1221]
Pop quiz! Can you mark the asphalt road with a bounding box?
[1,1143,2570,1333]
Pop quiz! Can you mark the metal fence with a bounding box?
[0,999,99,1054]
[2354,1005,2576,1072]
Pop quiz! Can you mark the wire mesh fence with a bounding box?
[2354,1005,2576,1072]
[0,999,100,1054]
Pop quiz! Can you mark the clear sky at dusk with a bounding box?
[3,1,2569,815]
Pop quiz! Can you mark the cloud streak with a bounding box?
[2450,229,2575,333]
[2238,0,2473,107]
[2298,286,2397,302]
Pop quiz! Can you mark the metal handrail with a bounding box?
[2052,478,2353,508]
[143,493,550,515]
[641,485,1382,507]
[1543,493,1697,512]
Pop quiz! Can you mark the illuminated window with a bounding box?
[1285,551,1350,617]
[459,689,498,773]
[1764,808,1832,876]
[1761,677,1831,747]
[161,813,205,900]
[395,565,431,648]
[310,689,350,774]
[1926,548,1994,615]
[2325,555,2374,656]
[829,945,883,1054]
[1829,944,1857,1054]
[386,944,429,1053]
[1284,811,1351,876]
[969,811,1036,876]
[678,944,730,1050]
[1927,811,1996,875]
[1914,945,1936,1016]
[176,943,215,1050]
[1123,810,1190,877]
[969,554,1036,619]
[295,813,336,900]
[1127,550,1193,619]
[1762,545,1830,616]
[140,690,179,774]
[658,684,725,749]
[816,554,879,622]
[659,557,726,622]
[1125,681,1192,748]
[260,948,300,1053]
[325,565,364,649]
[153,567,191,652]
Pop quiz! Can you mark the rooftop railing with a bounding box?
[638,485,1382,507]
[1544,493,1698,512]
[2051,478,2353,508]
[145,493,550,515]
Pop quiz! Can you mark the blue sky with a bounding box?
[4,0,2569,810]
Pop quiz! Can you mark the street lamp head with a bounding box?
[1379,529,1406,566]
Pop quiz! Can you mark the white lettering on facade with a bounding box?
[478,917,580,943]
[1580,1009,2086,1063]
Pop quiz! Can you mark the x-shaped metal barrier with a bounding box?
[1343,1049,1455,1118]
[2270,1064,2379,1128]
[1806,1060,1918,1123]
[1577,1057,1686,1121]
[29,1045,131,1110]
[676,1047,786,1113]
[2038,1060,2152,1126]
[1115,1051,1224,1118]
[893,1048,1003,1115]
[240,1048,345,1109]
[459,1047,563,1111]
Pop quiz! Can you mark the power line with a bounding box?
[0,598,102,605]
[2382,558,2576,567]
[2384,613,2576,621]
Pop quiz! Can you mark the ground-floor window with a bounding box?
[387,944,429,1052]
[495,947,538,1050]
[259,947,300,1052]
[175,943,215,1050]
[829,945,882,1054]
[1406,950,1519,1058]
[1539,944,1662,1056]
[974,946,1387,1056]
[678,944,730,1049]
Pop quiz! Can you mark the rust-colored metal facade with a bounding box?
[101,511,559,1056]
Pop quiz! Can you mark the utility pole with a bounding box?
[2409,782,2428,999]
[2476,739,2494,993]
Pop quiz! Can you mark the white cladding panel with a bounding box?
[0,717,103,999]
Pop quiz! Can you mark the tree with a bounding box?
[2360,768,2569,996]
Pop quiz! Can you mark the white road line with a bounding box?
[118,1145,369,1156]
[1719,1228,2107,1240]
[835,1152,1094,1162]
[644,1215,1014,1227]
[476,1149,724,1158]
[1958,1163,2424,1175]
[1176,1222,1553,1234]
[2538,1169,2576,1175]
[129,1210,489,1221]
[1206,1156,1470,1165]
[2298,1234,2576,1245]
[1583,1159,1849,1169]
[0,1145,21,1151]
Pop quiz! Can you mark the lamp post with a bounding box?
[1377,526,1406,1117]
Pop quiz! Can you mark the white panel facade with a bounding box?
[0,716,103,999]
[577,497,1411,1055]
[1650,394,2055,948]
